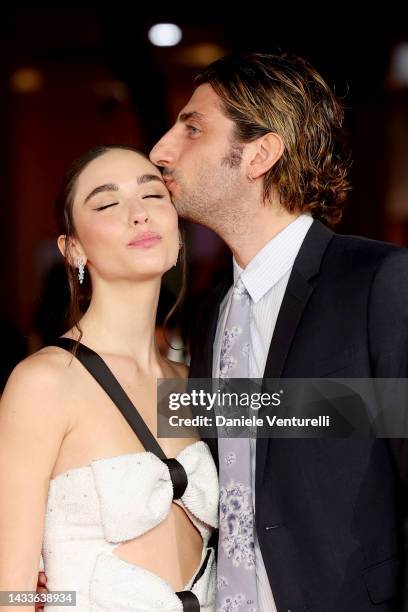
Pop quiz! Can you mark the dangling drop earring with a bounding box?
[76,257,85,284]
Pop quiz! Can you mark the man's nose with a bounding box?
[149,130,175,167]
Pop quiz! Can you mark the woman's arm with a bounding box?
[0,354,71,610]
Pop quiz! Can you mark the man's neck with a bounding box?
[227,206,302,269]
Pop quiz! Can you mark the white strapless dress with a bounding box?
[40,440,219,611]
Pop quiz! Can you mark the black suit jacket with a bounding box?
[189,219,408,612]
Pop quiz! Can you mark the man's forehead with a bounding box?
[178,83,223,120]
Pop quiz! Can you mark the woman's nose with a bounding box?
[131,205,149,225]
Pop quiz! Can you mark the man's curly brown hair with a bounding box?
[195,53,351,226]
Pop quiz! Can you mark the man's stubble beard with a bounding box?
[172,174,242,235]
[171,142,245,235]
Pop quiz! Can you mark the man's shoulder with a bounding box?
[328,230,408,270]
[333,230,405,253]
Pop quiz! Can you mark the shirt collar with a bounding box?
[233,214,314,303]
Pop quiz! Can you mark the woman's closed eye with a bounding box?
[142,194,164,200]
[94,202,118,211]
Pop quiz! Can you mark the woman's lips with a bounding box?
[127,233,162,248]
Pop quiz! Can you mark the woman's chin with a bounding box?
[127,264,171,281]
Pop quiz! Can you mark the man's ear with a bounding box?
[247,132,285,181]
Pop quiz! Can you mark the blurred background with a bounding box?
[0,5,407,386]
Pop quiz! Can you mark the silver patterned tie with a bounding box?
[216,276,258,612]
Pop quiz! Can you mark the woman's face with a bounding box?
[66,149,179,284]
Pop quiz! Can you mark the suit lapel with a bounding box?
[263,269,314,379]
[256,219,334,491]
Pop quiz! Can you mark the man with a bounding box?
[149,53,408,611]
[37,53,407,611]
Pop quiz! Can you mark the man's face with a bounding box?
[150,84,248,229]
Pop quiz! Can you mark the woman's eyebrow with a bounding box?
[137,174,166,186]
[84,183,118,204]
[84,175,165,204]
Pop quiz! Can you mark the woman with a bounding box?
[0,146,218,611]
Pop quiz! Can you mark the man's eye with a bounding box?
[94,203,118,211]
[142,195,164,199]
[186,125,200,135]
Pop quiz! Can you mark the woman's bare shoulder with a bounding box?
[3,345,78,402]
[0,346,78,448]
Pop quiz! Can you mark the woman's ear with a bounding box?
[57,235,67,258]
[247,132,285,181]
[57,234,87,266]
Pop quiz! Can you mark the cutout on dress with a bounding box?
[112,502,204,591]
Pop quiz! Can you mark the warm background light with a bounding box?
[148,23,182,47]
[10,68,44,93]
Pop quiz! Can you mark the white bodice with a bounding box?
[41,440,218,611]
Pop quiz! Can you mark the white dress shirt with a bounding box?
[213,213,314,612]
